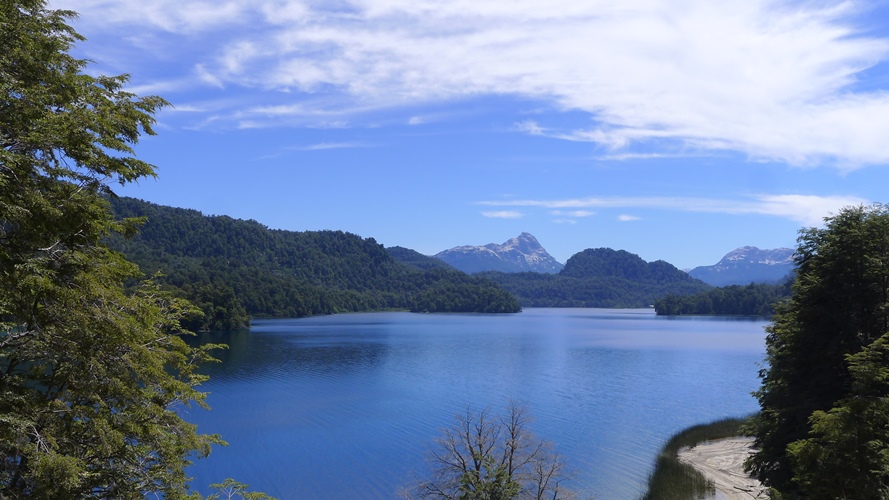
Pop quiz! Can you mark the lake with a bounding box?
[183,308,768,499]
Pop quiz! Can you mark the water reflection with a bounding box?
[187,324,391,381]
[183,309,767,500]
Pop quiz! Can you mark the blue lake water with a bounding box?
[182,308,767,499]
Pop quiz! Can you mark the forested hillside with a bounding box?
[387,246,456,271]
[654,280,793,316]
[106,197,520,329]
[479,248,710,308]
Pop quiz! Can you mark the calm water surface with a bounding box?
[183,308,767,499]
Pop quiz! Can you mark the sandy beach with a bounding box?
[677,437,767,500]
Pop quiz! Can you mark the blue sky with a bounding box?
[55,0,889,270]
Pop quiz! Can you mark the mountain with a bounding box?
[479,247,711,308]
[387,246,455,271]
[689,246,795,286]
[105,197,520,328]
[434,232,564,274]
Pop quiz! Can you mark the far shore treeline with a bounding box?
[106,196,521,329]
[106,196,791,329]
[654,280,793,317]
[107,197,739,329]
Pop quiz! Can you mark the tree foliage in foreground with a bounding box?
[746,204,889,498]
[406,403,574,500]
[0,2,263,497]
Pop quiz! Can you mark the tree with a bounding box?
[207,478,274,500]
[0,1,228,497]
[785,333,889,498]
[746,204,889,496]
[407,402,574,500]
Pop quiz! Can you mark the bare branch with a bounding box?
[408,403,574,500]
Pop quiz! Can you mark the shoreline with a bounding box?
[677,437,767,499]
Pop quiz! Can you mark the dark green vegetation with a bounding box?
[0,2,274,497]
[479,248,710,308]
[747,204,889,498]
[107,197,520,329]
[654,280,793,317]
[640,417,749,500]
[388,246,456,271]
[407,403,573,500]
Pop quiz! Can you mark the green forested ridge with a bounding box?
[653,280,793,316]
[106,196,520,326]
[479,248,711,308]
[747,204,889,498]
[387,245,456,271]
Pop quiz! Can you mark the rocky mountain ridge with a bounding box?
[434,232,564,274]
[689,246,794,286]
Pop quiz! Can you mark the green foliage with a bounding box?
[641,417,749,500]
[106,197,521,318]
[654,280,793,316]
[181,284,250,332]
[480,248,710,308]
[785,333,889,498]
[207,478,275,500]
[389,246,456,271]
[747,204,889,496]
[0,2,245,496]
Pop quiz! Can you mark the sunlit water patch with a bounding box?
[183,308,767,499]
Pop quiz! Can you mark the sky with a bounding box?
[51,0,889,270]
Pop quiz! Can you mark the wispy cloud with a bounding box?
[618,214,641,221]
[57,0,889,167]
[481,211,524,219]
[478,194,869,226]
[515,120,545,136]
[292,142,373,151]
[550,210,596,218]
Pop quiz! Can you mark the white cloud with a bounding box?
[618,214,641,221]
[481,211,524,219]
[551,210,595,218]
[195,64,225,88]
[54,0,253,33]
[56,0,889,167]
[479,194,869,226]
[515,120,545,136]
[293,142,373,151]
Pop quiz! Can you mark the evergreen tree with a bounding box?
[747,204,889,496]
[0,2,226,497]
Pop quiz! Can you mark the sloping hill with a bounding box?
[106,197,520,329]
[388,246,455,271]
[480,248,710,308]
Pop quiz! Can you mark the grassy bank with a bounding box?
[640,416,751,500]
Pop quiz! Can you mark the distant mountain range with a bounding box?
[105,198,797,320]
[431,233,797,290]
[689,246,794,286]
[434,232,564,274]
[479,248,710,308]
